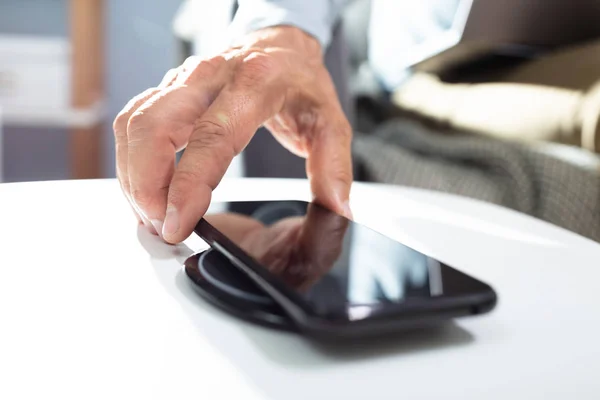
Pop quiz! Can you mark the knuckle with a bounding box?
[126,111,144,128]
[130,187,155,210]
[183,55,226,83]
[160,68,179,86]
[192,120,230,143]
[180,56,202,75]
[113,112,129,138]
[188,123,237,159]
[113,87,159,138]
[205,54,228,70]
[236,51,279,87]
[136,87,160,101]
[126,111,157,142]
[126,112,145,140]
[186,121,237,172]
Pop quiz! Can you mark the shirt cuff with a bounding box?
[228,0,335,50]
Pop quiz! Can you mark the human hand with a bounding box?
[113,26,352,244]
[204,203,349,291]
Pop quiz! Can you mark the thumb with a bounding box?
[306,107,353,219]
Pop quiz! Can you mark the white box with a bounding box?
[0,35,71,113]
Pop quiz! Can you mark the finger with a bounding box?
[158,68,179,89]
[163,67,285,243]
[127,58,233,239]
[127,85,211,237]
[113,87,162,232]
[305,106,353,218]
[157,56,201,89]
[264,114,309,158]
[299,203,349,278]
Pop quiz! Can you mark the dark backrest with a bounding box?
[463,0,600,49]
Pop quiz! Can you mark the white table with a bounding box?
[1,178,600,399]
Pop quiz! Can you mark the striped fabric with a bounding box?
[353,118,600,242]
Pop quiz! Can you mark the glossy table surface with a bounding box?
[1,178,599,399]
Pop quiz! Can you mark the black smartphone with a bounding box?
[193,200,497,339]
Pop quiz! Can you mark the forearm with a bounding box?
[228,0,348,50]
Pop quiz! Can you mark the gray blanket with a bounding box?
[353,119,600,243]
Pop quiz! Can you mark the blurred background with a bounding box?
[0,0,182,181]
[0,0,599,241]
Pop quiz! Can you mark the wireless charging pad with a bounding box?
[184,249,297,332]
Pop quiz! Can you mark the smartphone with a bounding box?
[194,200,497,339]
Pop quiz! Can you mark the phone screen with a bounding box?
[203,200,491,319]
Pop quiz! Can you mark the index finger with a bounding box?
[305,106,354,219]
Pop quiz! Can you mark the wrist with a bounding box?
[238,25,323,60]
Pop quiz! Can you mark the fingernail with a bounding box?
[162,205,179,238]
[342,200,353,219]
[150,219,164,238]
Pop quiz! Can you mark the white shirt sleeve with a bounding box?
[228,0,349,49]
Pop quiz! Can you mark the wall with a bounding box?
[105,0,183,178]
[0,0,182,181]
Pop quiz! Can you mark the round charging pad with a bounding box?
[184,249,297,332]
